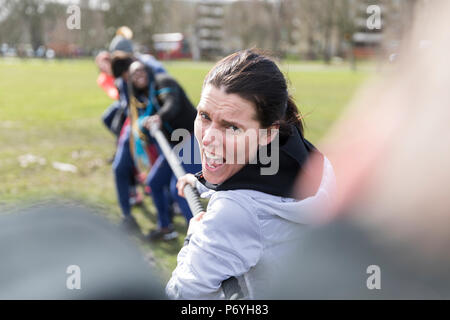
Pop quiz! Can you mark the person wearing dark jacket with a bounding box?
[139,61,201,240]
[102,49,167,139]
[114,61,201,238]
[102,51,133,137]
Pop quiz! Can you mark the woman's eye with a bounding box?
[229,125,240,132]
[200,112,210,120]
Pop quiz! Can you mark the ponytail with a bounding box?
[279,96,304,139]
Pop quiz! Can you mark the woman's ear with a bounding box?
[259,124,280,147]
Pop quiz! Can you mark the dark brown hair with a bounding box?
[204,49,303,139]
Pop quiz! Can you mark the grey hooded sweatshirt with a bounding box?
[166,127,336,299]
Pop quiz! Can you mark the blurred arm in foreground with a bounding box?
[0,204,164,299]
[272,0,450,299]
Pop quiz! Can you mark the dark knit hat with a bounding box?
[109,35,134,54]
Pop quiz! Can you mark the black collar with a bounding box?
[196,126,323,199]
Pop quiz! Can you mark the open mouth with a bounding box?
[203,150,225,172]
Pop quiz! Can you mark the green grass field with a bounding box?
[0,58,370,281]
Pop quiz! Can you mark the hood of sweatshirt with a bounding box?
[240,156,334,225]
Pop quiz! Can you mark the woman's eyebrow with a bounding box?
[197,106,208,114]
[198,104,244,128]
[220,119,243,128]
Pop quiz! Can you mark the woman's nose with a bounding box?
[202,125,221,149]
[202,126,213,147]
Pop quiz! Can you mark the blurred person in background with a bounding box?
[106,27,169,210]
[138,60,202,241]
[108,51,148,210]
[108,51,134,138]
[267,0,450,299]
[102,26,167,141]
[99,51,131,160]
[111,54,154,231]
[109,26,166,75]
[95,51,119,100]
[113,59,200,238]
[95,50,123,158]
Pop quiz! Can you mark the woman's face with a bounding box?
[96,52,112,75]
[99,57,112,75]
[194,85,265,185]
[130,62,148,90]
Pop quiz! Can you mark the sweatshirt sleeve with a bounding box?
[166,192,263,299]
[155,76,181,123]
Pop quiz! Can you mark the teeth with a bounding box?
[204,151,223,169]
[204,151,222,160]
[206,158,218,168]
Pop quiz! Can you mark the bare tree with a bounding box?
[102,0,145,43]
[0,0,46,50]
[335,0,358,69]
[140,0,172,52]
